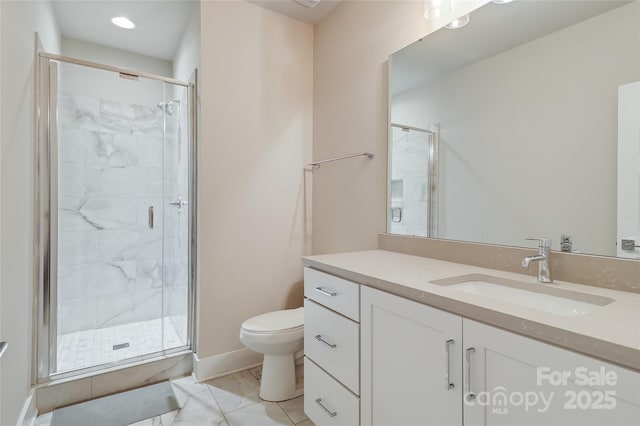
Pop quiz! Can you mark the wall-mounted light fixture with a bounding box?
[111,16,135,29]
[445,13,470,29]
[424,0,451,20]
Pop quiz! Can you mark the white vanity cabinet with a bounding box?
[303,267,360,426]
[361,285,463,426]
[360,286,640,426]
[463,319,640,426]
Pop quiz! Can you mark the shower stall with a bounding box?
[35,53,196,380]
[389,124,438,237]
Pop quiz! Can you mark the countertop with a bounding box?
[303,250,640,372]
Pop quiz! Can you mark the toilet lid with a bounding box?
[242,307,304,333]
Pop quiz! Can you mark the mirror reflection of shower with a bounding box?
[389,124,439,238]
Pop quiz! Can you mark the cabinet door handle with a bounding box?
[445,339,455,390]
[315,334,337,348]
[315,287,337,297]
[148,206,154,229]
[0,341,7,359]
[465,347,476,401]
[315,398,337,417]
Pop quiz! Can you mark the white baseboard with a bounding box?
[193,348,263,382]
[18,390,37,426]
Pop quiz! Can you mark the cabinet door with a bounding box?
[361,286,463,426]
[463,319,640,426]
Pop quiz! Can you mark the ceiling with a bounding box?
[247,0,342,24]
[52,1,197,61]
[52,0,340,62]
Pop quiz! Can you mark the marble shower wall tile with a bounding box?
[78,197,139,230]
[58,259,163,300]
[96,288,163,328]
[58,230,100,266]
[99,169,163,199]
[138,135,164,167]
[60,164,100,198]
[58,94,100,132]
[85,133,138,167]
[99,229,162,262]
[59,128,87,163]
[131,104,163,137]
[60,197,100,231]
[57,93,172,336]
[59,297,98,333]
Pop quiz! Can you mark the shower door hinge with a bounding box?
[119,72,139,81]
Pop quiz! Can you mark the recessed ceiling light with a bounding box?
[111,16,135,29]
[492,0,514,4]
[445,14,470,29]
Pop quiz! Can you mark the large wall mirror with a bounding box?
[388,0,639,259]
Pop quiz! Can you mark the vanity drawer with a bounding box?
[304,357,360,426]
[304,267,359,321]
[304,299,359,394]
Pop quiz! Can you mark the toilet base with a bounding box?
[259,353,302,402]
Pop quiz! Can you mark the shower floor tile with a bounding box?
[57,317,185,373]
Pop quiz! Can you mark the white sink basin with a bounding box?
[430,274,614,317]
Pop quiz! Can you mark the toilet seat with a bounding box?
[241,307,303,334]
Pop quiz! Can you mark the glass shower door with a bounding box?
[38,56,192,378]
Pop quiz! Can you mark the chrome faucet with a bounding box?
[522,238,552,283]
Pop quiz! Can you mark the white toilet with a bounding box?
[239,307,304,401]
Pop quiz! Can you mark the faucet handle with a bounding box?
[526,238,551,249]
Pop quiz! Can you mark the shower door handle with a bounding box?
[169,195,188,213]
[169,200,188,207]
[148,206,154,229]
[169,197,188,208]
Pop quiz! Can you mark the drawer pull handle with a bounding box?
[445,339,454,390]
[315,287,337,297]
[465,347,476,401]
[315,334,337,349]
[315,398,337,417]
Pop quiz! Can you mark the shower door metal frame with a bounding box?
[35,52,197,383]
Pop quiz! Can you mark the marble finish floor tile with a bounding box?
[170,375,211,405]
[35,369,311,426]
[205,371,261,414]
[277,396,308,425]
[224,402,293,426]
[248,366,262,383]
[166,390,227,426]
